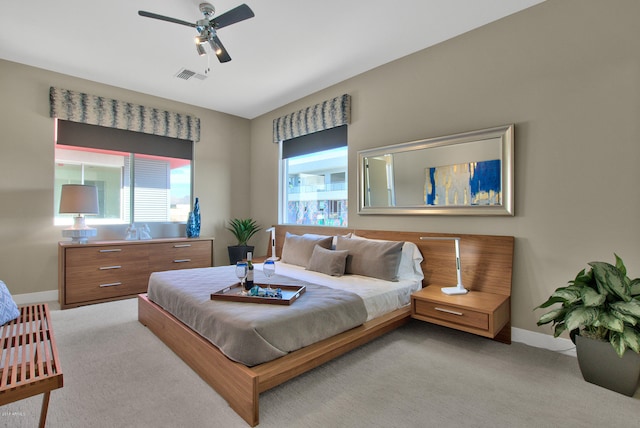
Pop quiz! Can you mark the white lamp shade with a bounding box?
[59,184,99,214]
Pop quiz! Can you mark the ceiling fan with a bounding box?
[138,3,255,63]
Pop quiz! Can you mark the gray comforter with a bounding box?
[147,265,368,366]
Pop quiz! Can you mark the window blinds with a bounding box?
[56,120,193,160]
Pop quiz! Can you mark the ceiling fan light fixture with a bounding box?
[195,43,207,56]
[209,40,222,55]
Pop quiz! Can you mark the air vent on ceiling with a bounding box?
[174,68,208,81]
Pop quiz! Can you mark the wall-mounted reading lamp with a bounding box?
[265,227,279,261]
[419,236,468,295]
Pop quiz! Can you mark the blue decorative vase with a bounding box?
[186,197,201,238]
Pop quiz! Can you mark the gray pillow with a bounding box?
[306,245,349,277]
[281,233,333,267]
[335,236,404,281]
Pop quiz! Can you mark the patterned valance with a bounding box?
[50,87,200,142]
[273,94,351,143]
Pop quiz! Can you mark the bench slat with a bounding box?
[0,303,64,409]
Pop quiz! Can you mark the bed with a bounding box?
[138,225,514,426]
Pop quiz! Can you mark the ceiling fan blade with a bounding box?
[210,4,255,30]
[138,10,196,28]
[210,35,232,63]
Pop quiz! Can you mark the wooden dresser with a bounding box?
[58,237,213,309]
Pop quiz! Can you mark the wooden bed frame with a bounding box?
[138,225,514,426]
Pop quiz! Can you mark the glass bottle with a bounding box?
[245,251,254,290]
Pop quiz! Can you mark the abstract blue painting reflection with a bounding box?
[425,159,501,206]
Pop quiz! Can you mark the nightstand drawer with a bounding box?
[414,299,489,330]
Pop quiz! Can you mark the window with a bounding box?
[54,120,192,226]
[279,126,348,226]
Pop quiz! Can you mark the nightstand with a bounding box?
[411,286,510,343]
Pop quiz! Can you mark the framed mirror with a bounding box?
[358,124,514,216]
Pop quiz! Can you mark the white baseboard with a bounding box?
[9,289,578,358]
[512,327,576,357]
[12,290,58,305]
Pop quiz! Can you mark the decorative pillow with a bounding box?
[335,236,404,281]
[0,280,20,325]
[306,245,349,277]
[281,233,333,267]
[351,234,424,281]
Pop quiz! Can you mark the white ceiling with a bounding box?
[0,0,544,119]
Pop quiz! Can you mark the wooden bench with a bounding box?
[0,304,63,428]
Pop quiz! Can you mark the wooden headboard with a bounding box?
[266,225,514,296]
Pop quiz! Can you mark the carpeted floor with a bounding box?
[1,298,638,428]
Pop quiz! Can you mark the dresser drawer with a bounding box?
[65,269,149,304]
[414,299,489,331]
[148,240,212,272]
[64,245,150,304]
[65,245,148,267]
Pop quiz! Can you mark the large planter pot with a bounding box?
[576,335,640,396]
[228,245,254,265]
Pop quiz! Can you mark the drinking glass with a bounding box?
[235,261,248,290]
[263,259,276,291]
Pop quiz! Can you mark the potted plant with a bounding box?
[536,254,640,396]
[226,218,261,265]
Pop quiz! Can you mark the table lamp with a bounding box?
[59,184,99,244]
[420,236,468,295]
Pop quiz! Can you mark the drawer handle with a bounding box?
[99,265,122,270]
[99,249,122,253]
[174,259,191,263]
[434,307,464,316]
[99,282,122,288]
[173,244,192,248]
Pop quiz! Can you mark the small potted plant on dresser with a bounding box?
[226,218,261,265]
[536,254,640,396]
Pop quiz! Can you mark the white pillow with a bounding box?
[331,232,351,249]
[350,234,424,282]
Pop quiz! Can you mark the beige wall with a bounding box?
[1,0,638,339]
[250,0,640,336]
[0,60,251,294]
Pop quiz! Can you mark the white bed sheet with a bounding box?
[256,261,422,321]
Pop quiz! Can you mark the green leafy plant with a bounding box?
[226,218,261,246]
[536,254,640,357]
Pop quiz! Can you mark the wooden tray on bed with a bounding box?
[211,283,306,305]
